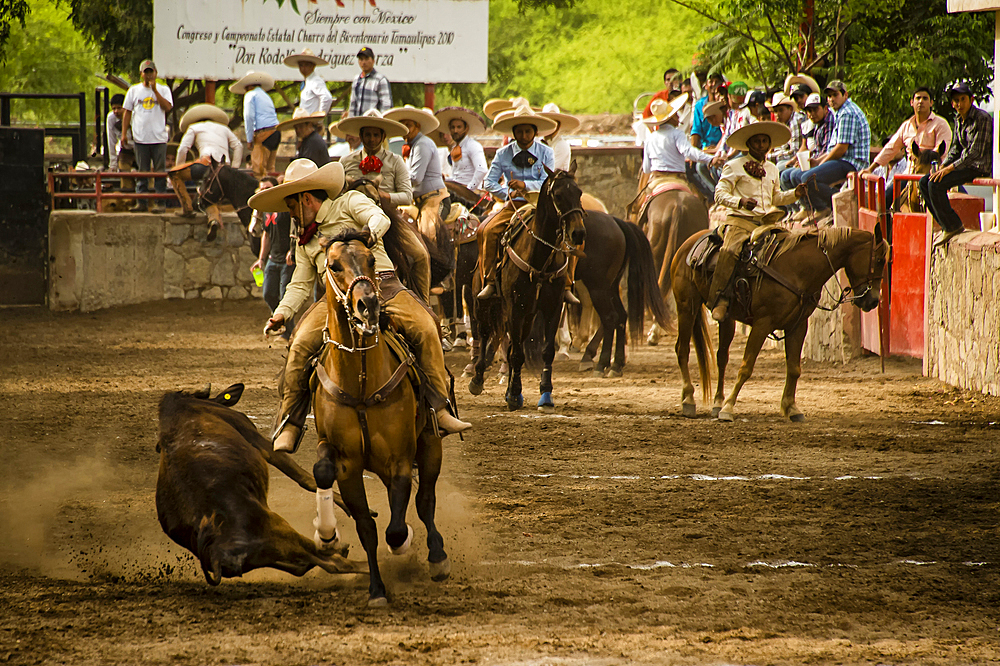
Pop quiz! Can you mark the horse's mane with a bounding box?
[324,228,370,247]
[816,226,854,251]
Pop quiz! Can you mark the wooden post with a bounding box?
[424,83,435,110]
[205,80,217,105]
[993,11,999,223]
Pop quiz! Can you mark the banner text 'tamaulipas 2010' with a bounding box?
[154,0,489,83]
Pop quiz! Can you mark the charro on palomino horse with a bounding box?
[671,224,889,422]
[469,165,586,412]
[310,229,452,606]
[197,158,259,239]
[630,95,715,346]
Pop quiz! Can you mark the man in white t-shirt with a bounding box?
[121,59,173,212]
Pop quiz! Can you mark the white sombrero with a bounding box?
[179,104,229,133]
[642,93,690,126]
[767,92,797,111]
[434,106,487,136]
[247,159,346,213]
[491,105,557,136]
[783,73,820,95]
[337,108,408,139]
[229,70,275,95]
[483,96,530,121]
[538,102,581,136]
[726,121,791,151]
[384,105,440,134]
[275,107,328,133]
[283,48,329,68]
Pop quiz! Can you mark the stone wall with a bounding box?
[49,211,257,312]
[570,147,643,218]
[925,230,1000,395]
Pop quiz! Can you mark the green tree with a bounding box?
[0,0,30,65]
[59,0,152,76]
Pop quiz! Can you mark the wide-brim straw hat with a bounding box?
[384,105,440,134]
[483,96,530,120]
[283,48,328,68]
[783,73,820,95]
[767,92,797,111]
[435,106,487,136]
[492,105,557,136]
[229,71,275,95]
[275,107,327,133]
[179,104,229,133]
[538,102,581,136]
[703,99,726,118]
[247,159,345,213]
[642,93,690,126]
[337,108,408,139]
[727,121,791,151]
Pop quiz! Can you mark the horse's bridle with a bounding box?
[197,162,250,216]
[818,232,889,309]
[510,172,583,255]
[322,263,381,353]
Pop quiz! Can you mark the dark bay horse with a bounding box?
[197,158,259,232]
[671,225,889,422]
[575,212,670,376]
[311,229,450,606]
[469,165,587,412]
[636,187,710,344]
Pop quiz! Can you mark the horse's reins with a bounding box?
[197,163,251,216]
[815,233,887,310]
[504,174,582,282]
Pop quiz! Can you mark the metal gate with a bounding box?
[0,127,48,305]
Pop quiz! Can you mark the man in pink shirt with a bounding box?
[861,86,952,207]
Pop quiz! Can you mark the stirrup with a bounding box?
[477,282,497,300]
[564,289,581,305]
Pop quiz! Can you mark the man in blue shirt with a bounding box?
[477,105,569,301]
[231,71,279,178]
[797,80,871,221]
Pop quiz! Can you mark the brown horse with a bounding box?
[637,188,710,344]
[899,140,948,213]
[671,225,889,422]
[311,229,450,606]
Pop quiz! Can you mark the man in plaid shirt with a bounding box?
[779,93,835,192]
[920,82,993,247]
[796,80,870,220]
[346,47,392,118]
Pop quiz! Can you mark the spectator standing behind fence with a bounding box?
[861,86,953,208]
[284,49,333,116]
[795,80,871,224]
[920,82,993,247]
[250,177,296,338]
[231,71,279,179]
[346,47,392,118]
[121,59,172,213]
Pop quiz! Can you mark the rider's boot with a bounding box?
[271,303,326,453]
[436,407,472,435]
[477,282,496,300]
[711,299,730,322]
[563,287,581,305]
[170,173,197,218]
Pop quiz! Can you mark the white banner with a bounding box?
[153,0,489,83]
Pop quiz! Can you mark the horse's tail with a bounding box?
[616,217,670,344]
[691,307,713,405]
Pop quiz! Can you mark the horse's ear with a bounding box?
[543,164,555,178]
[210,156,218,168]
[938,141,947,157]
[874,222,883,245]
[371,174,383,188]
[910,140,920,159]
[568,159,578,178]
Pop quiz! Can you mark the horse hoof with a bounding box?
[789,413,806,423]
[314,528,341,554]
[537,392,554,410]
[367,596,389,608]
[717,411,734,422]
[682,403,697,418]
[607,368,623,378]
[389,524,413,555]
[429,557,451,581]
[711,407,721,418]
[579,360,594,372]
[506,394,524,411]
[468,378,484,396]
[592,369,606,378]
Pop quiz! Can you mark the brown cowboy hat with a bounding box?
[179,104,229,134]
[726,121,791,151]
[247,159,345,213]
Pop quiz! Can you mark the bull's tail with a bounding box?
[196,514,223,586]
[617,217,670,344]
[692,308,714,405]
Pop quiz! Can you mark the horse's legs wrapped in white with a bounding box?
[390,524,413,555]
[313,488,340,550]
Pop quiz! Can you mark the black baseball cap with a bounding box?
[791,84,812,98]
[949,82,973,97]
[740,90,767,108]
[357,47,375,59]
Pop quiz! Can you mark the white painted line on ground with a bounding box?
[506,473,901,482]
[481,559,991,571]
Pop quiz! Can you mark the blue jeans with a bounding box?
[263,258,294,313]
[800,159,855,211]
[134,142,167,197]
[918,167,983,233]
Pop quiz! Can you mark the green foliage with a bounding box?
[60,0,153,76]
[0,0,29,65]
[0,0,103,125]
[435,0,710,115]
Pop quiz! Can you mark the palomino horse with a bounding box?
[671,225,889,422]
[635,184,710,345]
[196,158,259,232]
[469,165,587,411]
[310,229,450,606]
[575,212,670,376]
[898,140,947,213]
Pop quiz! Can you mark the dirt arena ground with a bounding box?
[2,299,999,665]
